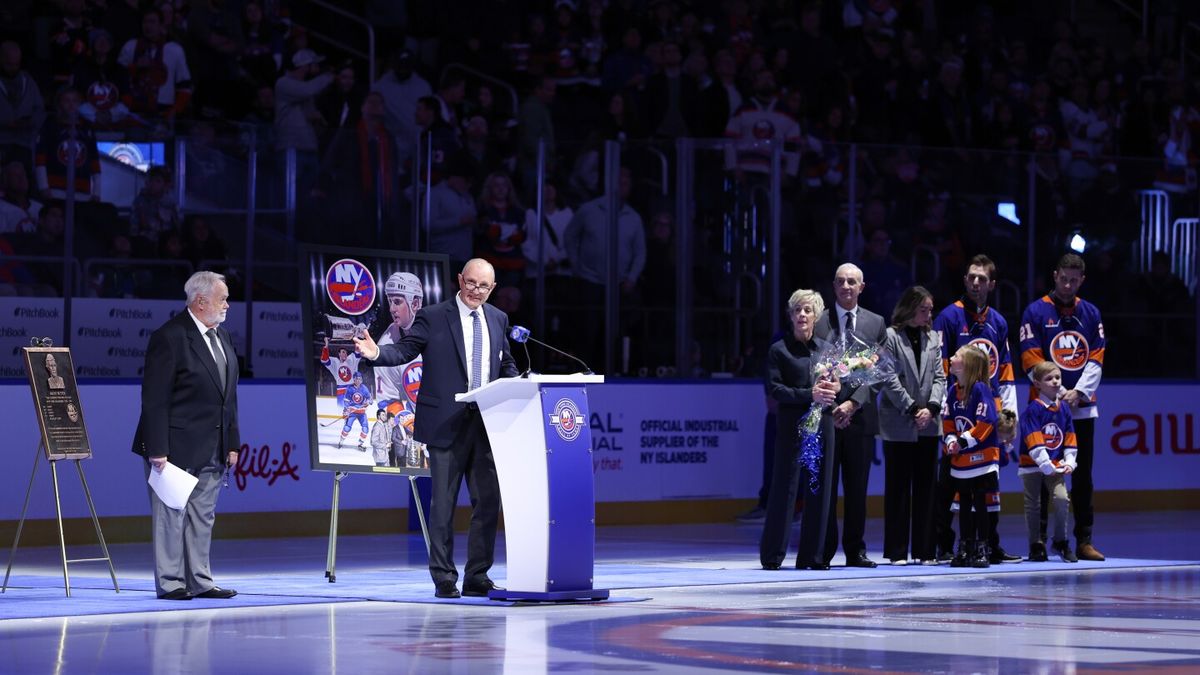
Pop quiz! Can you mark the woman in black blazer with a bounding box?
[760,289,841,570]
[877,286,946,565]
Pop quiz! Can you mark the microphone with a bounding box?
[508,325,594,375]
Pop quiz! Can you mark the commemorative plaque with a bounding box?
[23,347,92,460]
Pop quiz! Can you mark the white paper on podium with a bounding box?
[148,462,199,510]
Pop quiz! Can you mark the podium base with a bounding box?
[488,588,611,602]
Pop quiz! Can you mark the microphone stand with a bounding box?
[525,335,593,375]
[519,340,532,377]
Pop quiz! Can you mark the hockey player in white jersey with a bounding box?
[373,272,424,410]
[320,336,362,406]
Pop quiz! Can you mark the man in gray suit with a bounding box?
[133,271,240,600]
[813,263,888,567]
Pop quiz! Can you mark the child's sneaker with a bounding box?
[1053,540,1078,563]
[1027,542,1048,562]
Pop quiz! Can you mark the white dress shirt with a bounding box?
[455,294,490,387]
[835,304,859,335]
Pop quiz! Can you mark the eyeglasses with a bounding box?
[462,280,495,293]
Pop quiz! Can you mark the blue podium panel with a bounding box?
[541,385,595,592]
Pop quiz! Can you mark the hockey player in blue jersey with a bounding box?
[1020,253,1106,562]
[338,372,372,450]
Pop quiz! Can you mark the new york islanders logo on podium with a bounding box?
[549,398,585,442]
[325,259,376,316]
[1050,331,1089,371]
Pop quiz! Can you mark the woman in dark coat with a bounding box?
[760,288,841,570]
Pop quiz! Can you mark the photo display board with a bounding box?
[23,347,92,459]
[300,246,449,474]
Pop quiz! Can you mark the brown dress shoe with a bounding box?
[1076,543,1106,561]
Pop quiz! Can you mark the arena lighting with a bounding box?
[997,201,1021,225]
[1069,233,1087,253]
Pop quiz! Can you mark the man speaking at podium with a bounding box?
[354,258,519,598]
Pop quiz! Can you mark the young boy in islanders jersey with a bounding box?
[320,336,361,407]
[1019,362,1079,563]
[1019,253,1105,562]
[942,346,1000,568]
[338,372,372,449]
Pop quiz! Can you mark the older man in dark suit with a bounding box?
[354,258,518,599]
[133,271,240,600]
[813,263,888,568]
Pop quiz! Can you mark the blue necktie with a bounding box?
[470,310,482,390]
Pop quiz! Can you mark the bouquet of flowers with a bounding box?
[797,333,896,492]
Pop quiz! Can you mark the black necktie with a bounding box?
[206,328,227,391]
[844,311,855,335]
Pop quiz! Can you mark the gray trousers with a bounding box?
[145,462,223,595]
[1021,471,1070,545]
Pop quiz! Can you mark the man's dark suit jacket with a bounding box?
[372,298,519,448]
[814,305,888,432]
[132,310,240,472]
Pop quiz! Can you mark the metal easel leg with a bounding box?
[75,460,119,593]
[325,471,346,582]
[50,460,70,597]
[3,444,44,592]
[408,475,431,557]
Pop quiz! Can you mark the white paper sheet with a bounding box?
[148,461,199,510]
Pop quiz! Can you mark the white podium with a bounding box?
[457,373,609,601]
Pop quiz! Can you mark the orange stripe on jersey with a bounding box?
[1089,347,1105,365]
[1024,431,1044,448]
[1064,432,1078,447]
[1021,348,1046,372]
[943,419,956,434]
[999,362,1015,384]
[941,357,951,376]
[970,421,994,442]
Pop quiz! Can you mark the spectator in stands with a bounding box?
[518,76,557,193]
[461,115,500,187]
[72,29,133,130]
[644,41,700,139]
[13,202,66,295]
[428,156,476,270]
[51,0,93,85]
[151,229,193,297]
[0,160,40,234]
[698,49,741,138]
[189,0,245,116]
[129,166,179,247]
[36,88,101,202]
[95,233,149,298]
[434,73,466,131]
[1060,78,1109,198]
[0,41,44,174]
[601,27,653,93]
[599,91,645,142]
[240,1,284,87]
[563,165,646,333]
[182,215,227,270]
[275,49,334,197]
[373,49,431,169]
[859,228,911,319]
[117,9,193,123]
[724,70,801,179]
[521,180,574,301]
[475,172,527,287]
[242,84,275,153]
[318,60,366,133]
[413,95,460,185]
[316,91,398,244]
[921,57,972,151]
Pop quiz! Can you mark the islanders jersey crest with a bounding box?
[325,258,376,316]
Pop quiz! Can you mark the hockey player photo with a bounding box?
[301,246,447,474]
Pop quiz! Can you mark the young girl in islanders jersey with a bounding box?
[1019,361,1079,562]
[943,346,1000,567]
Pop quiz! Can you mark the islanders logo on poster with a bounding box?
[325,259,376,316]
[549,397,585,442]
